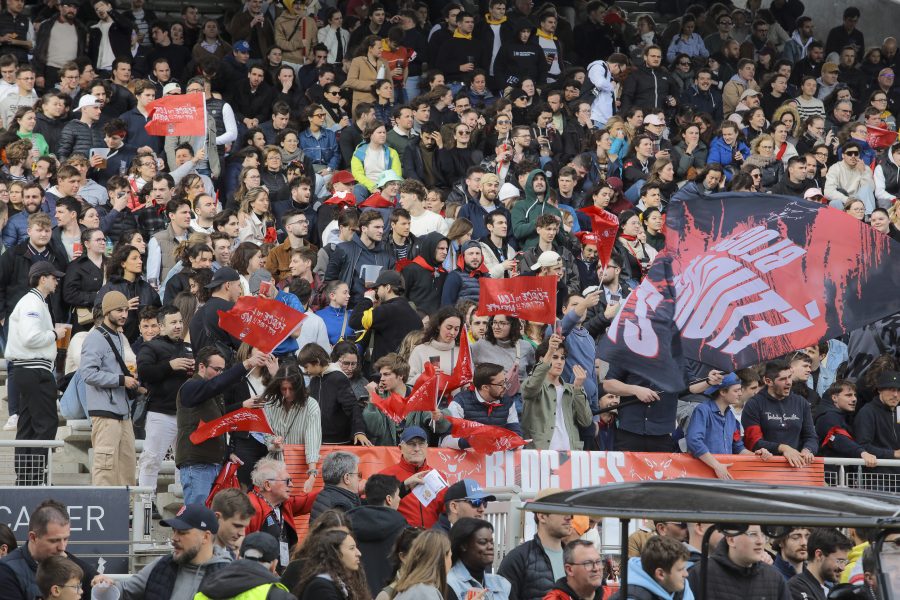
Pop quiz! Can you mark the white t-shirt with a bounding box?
[548,383,570,451]
[410,210,449,237]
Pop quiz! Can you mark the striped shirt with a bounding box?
[264,398,322,466]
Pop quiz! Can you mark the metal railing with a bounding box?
[821,457,900,491]
[482,486,524,570]
[0,440,64,486]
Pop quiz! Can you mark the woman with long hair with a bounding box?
[642,206,665,252]
[795,115,831,157]
[3,107,49,156]
[293,530,370,600]
[793,75,826,121]
[742,106,768,143]
[471,315,535,412]
[332,341,369,402]
[447,519,511,600]
[162,241,213,303]
[232,165,263,208]
[321,83,350,131]
[261,363,321,469]
[773,103,802,141]
[376,527,424,600]
[231,241,266,295]
[238,186,275,245]
[672,123,708,179]
[621,134,655,192]
[372,79,394,124]
[615,210,657,285]
[407,306,462,384]
[175,173,205,203]
[283,510,354,592]
[392,530,451,600]
[345,35,388,111]
[171,292,199,338]
[96,244,161,340]
[2,139,32,183]
[443,218,473,271]
[644,158,678,202]
[350,120,402,197]
[770,121,798,166]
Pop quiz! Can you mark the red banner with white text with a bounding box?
[217,296,305,354]
[478,276,558,324]
[145,92,206,136]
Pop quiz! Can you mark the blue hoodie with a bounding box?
[624,557,695,600]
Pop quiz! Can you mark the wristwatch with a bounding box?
[307,469,319,476]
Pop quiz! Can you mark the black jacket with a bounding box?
[324,233,395,308]
[0,543,97,600]
[620,65,677,114]
[497,535,556,600]
[88,11,134,67]
[95,277,161,342]
[34,113,65,154]
[310,484,362,521]
[686,541,791,600]
[770,177,812,198]
[307,368,365,444]
[33,15,89,78]
[63,254,104,312]
[0,241,68,321]
[493,32,547,87]
[196,559,296,600]
[346,505,409,596]
[230,81,277,122]
[190,297,244,361]
[402,232,449,314]
[298,573,346,600]
[137,335,193,415]
[348,295,423,373]
[814,395,866,459]
[787,567,827,600]
[57,119,105,162]
[584,281,632,340]
[854,397,900,460]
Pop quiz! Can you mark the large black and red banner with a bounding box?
[598,192,900,391]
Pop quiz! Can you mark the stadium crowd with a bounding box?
[0,0,898,596]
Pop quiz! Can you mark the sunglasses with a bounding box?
[460,497,489,508]
[844,150,860,156]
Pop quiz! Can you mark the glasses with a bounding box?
[568,560,604,570]
[461,497,489,508]
[492,321,510,327]
[488,380,509,389]
[874,97,888,102]
[60,584,84,593]
[326,91,340,95]
[140,161,156,167]
[844,150,860,156]
[678,61,691,66]
[496,119,511,125]
[206,365,225,373]
[815,151,829,156]
[883,74,896,79]
[340,360,358,368]
[456,130,470,136]
[313,112,327,118]
[718,20,733,25]
[267,478,293,485]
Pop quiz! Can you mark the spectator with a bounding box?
[815,380,879,468]
[788,528,852,600]
[620,45,677,114]
[390,530,451,600]
[6,262,69,485]
[309,450,363,519]
[324,209,395,308]
[407,306,463,383]
[742,359,819,468]
[0,499,104,600]
[35,555,84,600]
[854,370,900,463]
[196,531,294,599]
[57,94,104,161]
[448,518,511,600]
[175,346,268,505]
[499,487,574,600]
[511,169,562,248]
[189,267,244,362]
[772,528,810,581]
[614,536,691,600]
[316,281,352,345]
[299,344,369,446]
[441,240,489,305]
[349,270,422,371]
[543,540,606,600]
[378,426,447,528]
[245,458,315,557]
[210,488,256,559]
[346,474,408,596]
[95,243,161,341]
[433,479,495,533]
[442,362,523,449]
[686,525,788,600]
[118,504,231,598]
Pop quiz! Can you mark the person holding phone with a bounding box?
[584,254,631,340]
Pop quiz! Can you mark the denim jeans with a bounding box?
[180,463,221,506]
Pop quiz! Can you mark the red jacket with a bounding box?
[245,488,318,540]
[377,457,444,528]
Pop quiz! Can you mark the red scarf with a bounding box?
[776,142,787,161]
[457,252,488,277]
[411,255,445,273]
[619,233,638,241]
[359,192,394,208]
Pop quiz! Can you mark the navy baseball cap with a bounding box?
[445,479,496,502]
[160,504,219,533]
[400,426,428,443]
[234,40,250,53]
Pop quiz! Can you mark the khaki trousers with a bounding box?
[90,416,136,486]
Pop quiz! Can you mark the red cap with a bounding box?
[603,12,626,25]
[576,231,601,247]
[331,170,356,186]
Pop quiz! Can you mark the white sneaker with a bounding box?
[3,414,18,431]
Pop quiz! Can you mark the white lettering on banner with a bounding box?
[483,289,552,316]
[569,451,627,487]
[240,308,288,337]
[612,224,814,359]
[484,451,628,488]
[153,106,201,122]
[0,505,106,531]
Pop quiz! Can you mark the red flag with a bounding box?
[866,125,898,150]
[404,374,442,414]
[145,92,206,136]
[190,407,274,444]
[444,416,527,454]
[217,296,306,354]
[478,276,557,324]
[369,389,407,423]
[579,206,619,267]
[204,462,240,508]
[444,326,473,391]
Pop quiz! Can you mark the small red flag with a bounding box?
[866,125,898,150]
[190,407,273,444]
[144,92,206,137]
[369,389,407,423]
[204,462,240,508]
[217,296,306,354]
[478,276,558,324]
[444,416,527,454]
[579,206,619,267]
[444,326,473,391]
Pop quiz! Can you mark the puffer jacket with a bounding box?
[497,534,557,600]
[686,540,790,600]
[310,484,361,521]
[441,240,489,305]
[57,119,105,161]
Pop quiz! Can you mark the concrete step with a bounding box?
[53,472,93,485]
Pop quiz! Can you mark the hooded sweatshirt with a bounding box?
[613,557,695,600]
[511,169,562,248]
[814,389,867,459]
[403,231,449,313]
[441,239,489,305]
[119,551,232,599]
[195,559,295,600]
[346,505,409,596]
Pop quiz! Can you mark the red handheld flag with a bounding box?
[369,389,407,423]
[866,125,898,150]
[444,416,527,454]
[204,462,240,508]
[190,407,274,444]
[217,296,306,354]
[444,326,474,392]
[145,92,206,137]
[478,276,557,324]
[579,206,620,267]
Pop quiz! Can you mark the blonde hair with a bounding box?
[750,133,775,155]
[393,531,450,595]
[397,329,426,362]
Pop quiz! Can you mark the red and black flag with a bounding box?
[598,192,900,391]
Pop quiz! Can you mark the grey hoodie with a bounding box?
[119,550,232,599]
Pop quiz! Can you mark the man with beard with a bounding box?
[118,504,231,597]
[32,0,87,89]
[773,528,810,580]
[788,529,852,600]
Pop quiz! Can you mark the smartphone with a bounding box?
[259,280,273,296]
[610,293,621,303]
[429,356,441,367]
[73,242,82,254]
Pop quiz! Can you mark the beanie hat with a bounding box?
[101,291,129,315]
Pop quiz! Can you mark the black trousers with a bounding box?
[15,367,58,485]
[613,428,674,452]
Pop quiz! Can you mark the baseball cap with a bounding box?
[739,89,760,100]
[373,269,403,288]
[704,372,741,396]
[531,250,561,271]
[445,479,496,503]
[400,426,428,443]
[205,266,240,289]
[876,371,900,390]
[74,94,102,112]
[28,261,65,280]
[508,88,528,101]
[241,531,280,563]
[331,170,356,186]
[163,82,182,95]
[234,40,251,53]
[643,114,665,126]
[160,504,219,533]
[803,187,824,200]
